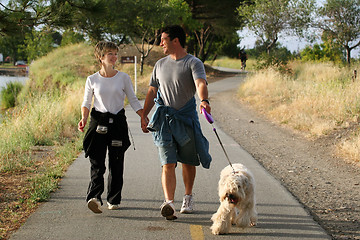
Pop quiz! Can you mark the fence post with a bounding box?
[134,56,137,94]
[353,70,357,82]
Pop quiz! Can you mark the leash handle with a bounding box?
[202,109,214,124]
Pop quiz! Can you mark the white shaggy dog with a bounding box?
[211,163,257,235]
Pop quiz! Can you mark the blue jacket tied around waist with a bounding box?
[147,92,212,169]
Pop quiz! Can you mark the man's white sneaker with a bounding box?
[107,202,120,210]
[87,198,102,214]
[160,201,177,220]
[180,195,194,214]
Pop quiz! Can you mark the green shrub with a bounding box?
[256,51,293,74]
[1,82,23,109]
[300,42,343,63]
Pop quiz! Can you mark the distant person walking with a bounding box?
[140,25,212,220]
[239,48,247,71]
[78,41,143,214]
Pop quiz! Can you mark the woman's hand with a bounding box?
[141,116,149,133]
[78,107,89,132]
[78,118,87,132]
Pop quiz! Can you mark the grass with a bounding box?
[0,44,93,239]
[238,60,360,163]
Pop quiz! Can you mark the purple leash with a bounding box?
[202,109,235,173]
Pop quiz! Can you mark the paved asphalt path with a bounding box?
[10,70,331,240]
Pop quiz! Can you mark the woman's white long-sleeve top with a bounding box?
[81,71,142,114]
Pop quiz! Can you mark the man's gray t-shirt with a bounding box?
[150,54,207,110]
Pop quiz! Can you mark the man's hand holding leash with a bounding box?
[200,99,211,114]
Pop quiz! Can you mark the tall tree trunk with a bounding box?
[131,28,156,75]
[266,36,278,55]
[194,26,212,62]
[202,34,215,62]
[140,54,145,76]
[345,46,351,65]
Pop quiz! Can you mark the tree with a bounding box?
[300,30,344,63]
[0,1,33,63]
[0,0,101,37]
[104,0,193,75]
[211,32,241,59]
[238,0,316,54]
[23,27,56,62]
[120,0,169,75]
[318,0,360,65]
[61,29,85,46]
[0,34,27,64]
[68,0,107,43]
[185,0,243,62]
[0,0,102,63]
[0,0,32,36]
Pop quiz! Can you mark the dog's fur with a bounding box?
[210,163,257,235]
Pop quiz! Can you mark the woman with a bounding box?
[78,41,143,213]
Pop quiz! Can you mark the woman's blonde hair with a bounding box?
[94,41,119,65]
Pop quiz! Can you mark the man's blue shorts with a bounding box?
[157,125,200,166]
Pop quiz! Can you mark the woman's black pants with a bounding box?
[86,143,125,205]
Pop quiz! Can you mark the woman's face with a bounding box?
[100,49,118,66]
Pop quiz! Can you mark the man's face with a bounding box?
[160,32,175,55]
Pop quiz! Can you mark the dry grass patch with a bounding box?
[238,61,360,163]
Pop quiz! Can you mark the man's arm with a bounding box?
[195,78,211,114]
[141,86,158,133]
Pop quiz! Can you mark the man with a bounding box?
[141,25,212,220]
[239,48,247,71]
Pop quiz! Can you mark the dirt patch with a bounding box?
[0,171,39,239]
[0,146,55,240]
[210,86,360,240]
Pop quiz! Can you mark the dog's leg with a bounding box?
[211,201,233,235]
[230,207,238,225]
[235,200,257,228]
[248,195,257,227]
[249,201,258,227]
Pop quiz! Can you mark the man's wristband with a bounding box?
[201,99,210,104]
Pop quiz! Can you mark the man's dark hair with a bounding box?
[162,25,186,48]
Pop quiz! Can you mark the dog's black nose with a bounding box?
[228,194,235,199]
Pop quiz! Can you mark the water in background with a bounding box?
[0,75,28,89]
